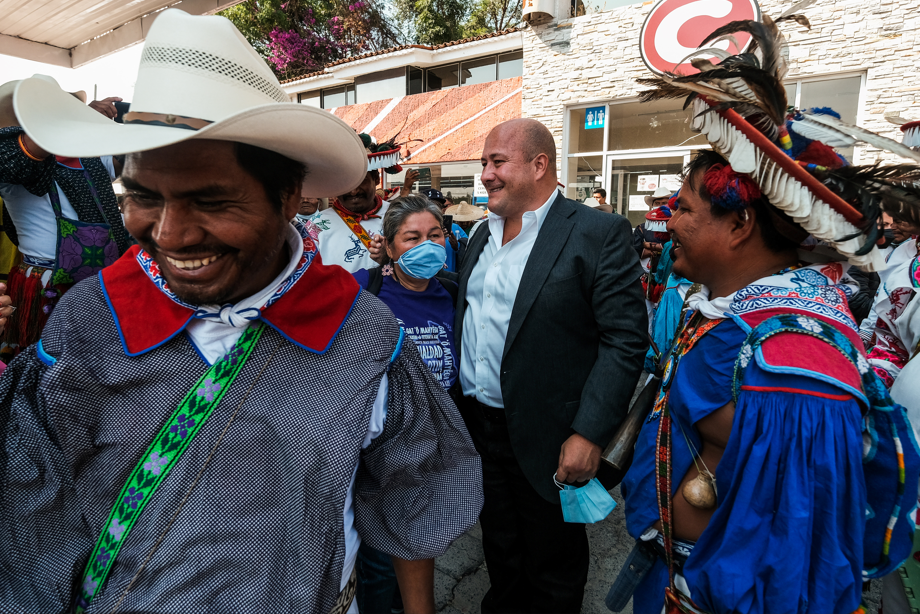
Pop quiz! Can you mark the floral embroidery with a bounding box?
[108,518,126,541]
[82,575,98,597]
[381,264,394,277]
[738,344,753,368]
[96,546,111,566]
[796,316,823,333]
[169,414,196,439]
[143,452,169,476]
[196,378,221,402]
[123,487,144,509]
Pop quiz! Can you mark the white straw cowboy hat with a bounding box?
[445,202,484,221]
[644,186,673,207]
[0,74,85,128]
[13,9,366,197]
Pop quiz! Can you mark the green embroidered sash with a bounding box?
[74,323,266,613]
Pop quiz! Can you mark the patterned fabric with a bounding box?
[0,275,482,613]
[868,246,920,386]
[332,196,383,222]
[136,219,318,320]
[74,324,266,613]
[0,126,130,255]
[688,261,859,329]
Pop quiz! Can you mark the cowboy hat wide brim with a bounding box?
[14,77,367,198]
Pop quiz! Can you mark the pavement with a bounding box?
[434,486,883,614]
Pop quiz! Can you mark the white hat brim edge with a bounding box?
[14,77,368,198]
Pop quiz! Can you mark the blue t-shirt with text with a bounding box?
[354,269,457,389]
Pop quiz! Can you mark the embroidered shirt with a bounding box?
[314,201,390,273]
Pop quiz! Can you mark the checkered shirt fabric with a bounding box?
[0,276,482,613]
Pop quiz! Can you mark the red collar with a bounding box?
[100,245,360,356]
[332,195,383,222]
[55,156,84,170]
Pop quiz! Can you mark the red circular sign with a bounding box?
[640,0,761,75]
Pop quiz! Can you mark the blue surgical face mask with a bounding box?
[554,473,617,524]
[397,240,446,280]
[295,213,313,222]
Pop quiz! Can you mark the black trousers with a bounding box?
[460,397,590,614]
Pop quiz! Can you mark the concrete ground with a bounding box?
[434,486,883,614]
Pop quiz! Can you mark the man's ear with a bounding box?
[532,153,550,181]
[281,187,301,222]
[727,206,758,250]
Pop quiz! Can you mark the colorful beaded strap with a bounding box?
[74,323,266,613]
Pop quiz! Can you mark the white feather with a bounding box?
[803,111,920,162]
[788,117,856,147]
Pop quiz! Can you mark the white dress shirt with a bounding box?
[460,190,557,407]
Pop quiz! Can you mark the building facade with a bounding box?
[522,0,920,226]
[282,31,524,204]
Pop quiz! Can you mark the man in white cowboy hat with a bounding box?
[313,134,402,273]
[0,10,481,614]
[0,75,131,360]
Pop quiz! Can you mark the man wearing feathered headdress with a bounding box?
[609,5,920,614]
[313,133,404,272]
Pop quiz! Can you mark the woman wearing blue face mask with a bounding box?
[351,195,461,614]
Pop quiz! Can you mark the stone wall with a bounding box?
[522,0,920,167]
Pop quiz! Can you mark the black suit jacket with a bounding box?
[455,194,648,502]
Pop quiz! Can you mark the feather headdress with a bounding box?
[638,2,920,271]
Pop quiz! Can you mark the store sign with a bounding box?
[473,173,488,204]
[585,106,606,130]
[639,0,761,75]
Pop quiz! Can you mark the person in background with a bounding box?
[860,212,919,345]
[592,188,614,213]
[633,186,673,258]
[423,187,466,272]
[352,195,462,614]
[446,201,486,235]
[297,194,327,222]
[0,75,131,360]
[314,134,402,272]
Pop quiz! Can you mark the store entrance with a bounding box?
[607,152,695,227]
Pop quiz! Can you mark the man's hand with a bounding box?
[0,283,15,335]
[556,433,601,483]
[368,234,388,265]
[446,230,458,251]
[87,97,123,120]
[400,169,420,198]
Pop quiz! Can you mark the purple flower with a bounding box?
[104,241,118,266]
[108,517,126,541]
[74,266,98,282]
[169,414,196,439]
[97,546,111,566]
[76,225,110,247]
[123,487,143,509]
[59,236,83,270]
[42,304,53,314]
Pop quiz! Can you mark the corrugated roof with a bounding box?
[280,27,522,84]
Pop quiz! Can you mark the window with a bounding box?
[461,56,497,86]
[568,107,605,153]
[322,85,355,109]
[298,90,320,108]
[427,64,459,91]
[607,98,700,151]
[355,67,406,104]
[786,75,862,160]
[498,51,524,80]
[408,67,424,95]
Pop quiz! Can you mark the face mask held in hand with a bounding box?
[554,473,617,524]
[397,240,447,280]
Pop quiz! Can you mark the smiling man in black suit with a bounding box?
[455,118,647,613]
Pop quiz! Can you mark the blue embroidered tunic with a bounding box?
[622,264,879,614]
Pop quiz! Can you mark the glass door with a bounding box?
[606,152,692,227]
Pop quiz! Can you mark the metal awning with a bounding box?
[0,0,243,69]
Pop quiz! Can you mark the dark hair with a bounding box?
[593,188,607,198]
[234,143,307,211]
[381,194,444,265]
[683,150,802,253]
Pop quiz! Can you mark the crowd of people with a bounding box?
[2,6,920,614]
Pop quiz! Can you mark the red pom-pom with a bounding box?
[703,163,761,210]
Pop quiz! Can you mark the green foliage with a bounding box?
[464,0,522,36]
[58,219,76,238]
